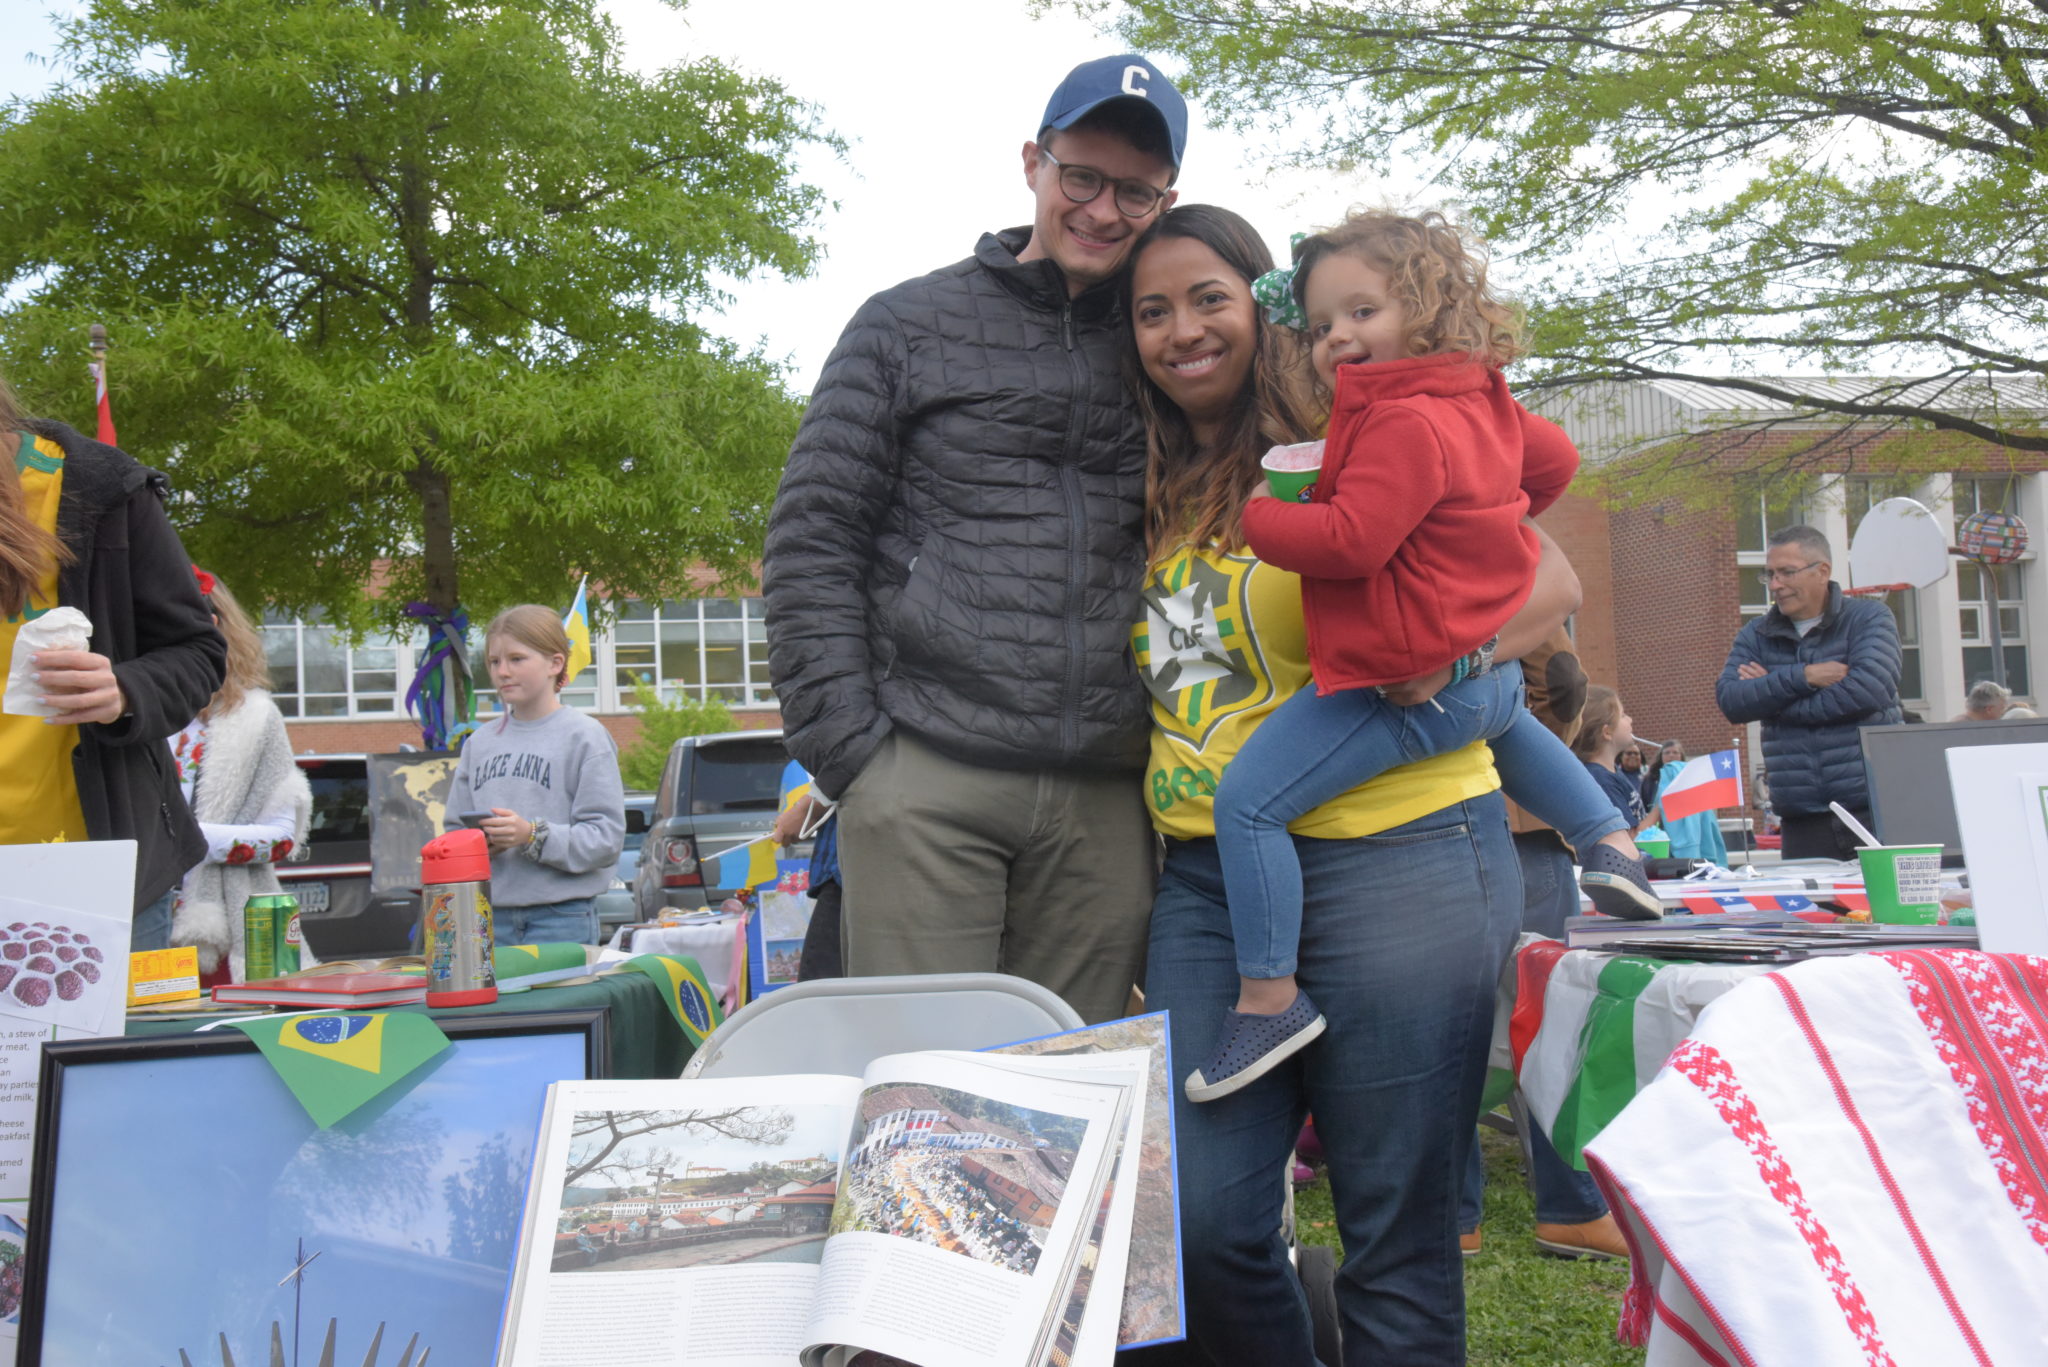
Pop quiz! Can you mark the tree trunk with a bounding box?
[407,457,459,614]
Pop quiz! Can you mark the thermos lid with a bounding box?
[421,828,492,885]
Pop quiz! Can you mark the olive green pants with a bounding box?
[836,732,1157,1024]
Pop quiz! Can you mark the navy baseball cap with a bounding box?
[1040,55,1189,168]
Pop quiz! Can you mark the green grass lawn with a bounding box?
[1292,1125,1646,1366]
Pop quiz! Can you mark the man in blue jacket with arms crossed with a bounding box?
[1717,524,1903,860]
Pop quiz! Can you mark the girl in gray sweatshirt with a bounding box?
[448,605,624,945]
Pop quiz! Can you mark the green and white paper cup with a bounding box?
[1856,844,1943,924]
[1262,440,1324,502]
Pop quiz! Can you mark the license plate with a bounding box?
[296,882,330,913]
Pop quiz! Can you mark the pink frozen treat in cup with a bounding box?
[1261,441,1324,502]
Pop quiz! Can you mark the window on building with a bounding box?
[611,597,774,707]
[259,595,776,721]
[1735,482,1809,624]
[1733,482,1810,557]
[1954,476,2030,699]
[1842,476,1926,705]
[260,613,411,719]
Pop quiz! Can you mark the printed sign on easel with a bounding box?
[746,858,814,999]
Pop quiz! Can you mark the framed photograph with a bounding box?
[17,1009,610,1367]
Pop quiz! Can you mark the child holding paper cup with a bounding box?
[1184,209,1660,1102]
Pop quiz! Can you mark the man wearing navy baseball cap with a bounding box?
[763,56,1187,1023]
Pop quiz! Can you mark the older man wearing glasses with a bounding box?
[1717,524,1904,861]
[762,57,1187,1022]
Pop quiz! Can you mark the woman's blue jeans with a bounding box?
[1147,796,1523,1365]
[491,898,597,946]
[1213,663,1624,979]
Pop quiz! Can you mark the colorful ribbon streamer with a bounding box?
[402,602,477,752]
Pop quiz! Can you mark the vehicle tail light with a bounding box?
[661,837,701,888]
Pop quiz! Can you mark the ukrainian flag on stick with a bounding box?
[711,835,779,892]
[562,576,593,686]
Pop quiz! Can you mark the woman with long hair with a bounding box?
[166,569,311,981]
[1121,205,1581,1363]
[1,370,224,946]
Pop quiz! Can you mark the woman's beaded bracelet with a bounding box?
[1448,636,1501,686]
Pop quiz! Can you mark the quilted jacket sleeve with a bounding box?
[1715,618,1810,723]
[762,297,908,798]
[1776,600,1903,726]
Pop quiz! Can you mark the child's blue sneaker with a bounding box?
[1185,989,1326,1103]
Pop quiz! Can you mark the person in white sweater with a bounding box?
[166,569,311,983]
[446,605,624,945]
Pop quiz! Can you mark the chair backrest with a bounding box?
[682,973,1085,1079]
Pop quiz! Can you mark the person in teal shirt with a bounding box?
[1654,741,1730,864]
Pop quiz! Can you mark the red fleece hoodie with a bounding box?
[1240,351,1578,692]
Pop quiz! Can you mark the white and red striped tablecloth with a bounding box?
[1583,950,2048,1366]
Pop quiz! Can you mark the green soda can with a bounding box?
[243,895,279,980]
[274,898,304,976]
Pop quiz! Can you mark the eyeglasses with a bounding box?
[1755,561,1824,585]
[1037,150,1169,219]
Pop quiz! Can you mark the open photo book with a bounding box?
[493,1014,1180,1367]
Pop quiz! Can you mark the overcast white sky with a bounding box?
[4,0,1432,395]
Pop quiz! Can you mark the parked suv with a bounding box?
[594,793,657,937]
[285,754,418,959]
[632,730,793,919]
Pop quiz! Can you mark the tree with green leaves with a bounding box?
[0,0,831,648]
[1090,0,2048,463]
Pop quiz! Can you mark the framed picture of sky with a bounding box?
[16,1009,610,1367]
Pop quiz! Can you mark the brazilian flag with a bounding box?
[229,1013,452,1128]
[617,954,723,1046]
[494,943,588,978]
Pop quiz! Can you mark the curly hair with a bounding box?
[1120,204,1323,562]
[1290,208,1521,373]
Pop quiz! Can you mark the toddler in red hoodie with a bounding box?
[1186,210,1659,1103]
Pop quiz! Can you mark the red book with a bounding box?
[211,972,427,1008]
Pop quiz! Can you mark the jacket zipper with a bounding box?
[1057,301,1087,765]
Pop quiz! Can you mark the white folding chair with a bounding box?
[681,972,1084,1079]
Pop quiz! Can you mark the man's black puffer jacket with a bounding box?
[764,228,1150,798]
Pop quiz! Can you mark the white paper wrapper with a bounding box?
[4,607,93,717]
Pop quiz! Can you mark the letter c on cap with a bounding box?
[1123,65,1151,98]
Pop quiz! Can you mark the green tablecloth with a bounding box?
[126,969,691,1079]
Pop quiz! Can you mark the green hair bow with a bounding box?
[1252,233,1310,330]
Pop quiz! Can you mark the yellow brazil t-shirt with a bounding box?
[1134,542,1499,840]
[1,432,89,843]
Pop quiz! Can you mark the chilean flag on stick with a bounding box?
[1660,748,1742,821]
